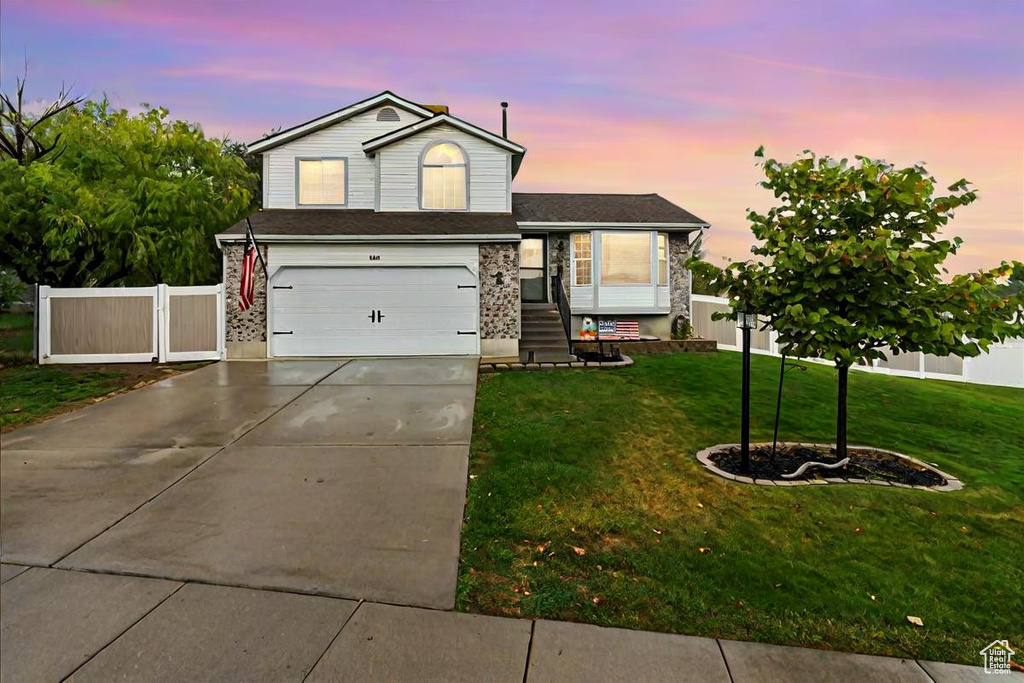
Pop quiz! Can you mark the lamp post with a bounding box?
[737,310,758,473]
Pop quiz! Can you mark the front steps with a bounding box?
[520,303,574,362]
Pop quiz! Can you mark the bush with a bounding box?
[0,270,25,312]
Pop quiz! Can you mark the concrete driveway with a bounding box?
[1,357,477,609]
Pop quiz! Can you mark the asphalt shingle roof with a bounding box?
[512,193,707,225]
[222,209,520,238]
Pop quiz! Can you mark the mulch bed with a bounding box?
[709,444,947,487]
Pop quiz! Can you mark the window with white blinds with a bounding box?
[601,232,652,285]
[422,142,468,210]
[298,158,346,206]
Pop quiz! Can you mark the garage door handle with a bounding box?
[457,331,477,336]
[457,285,477,289]
[273,331,293,335]
[273,285,293,290]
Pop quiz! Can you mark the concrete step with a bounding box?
[520,339,569,352]
[521,323,566,334]
[522,331,569,342]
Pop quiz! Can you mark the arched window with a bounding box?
[421,141,468,210]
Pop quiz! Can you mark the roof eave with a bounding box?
[362,114,526,155]
[247,91,434,154]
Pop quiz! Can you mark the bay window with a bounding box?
[569,230,673,313]
[297,158,347,206]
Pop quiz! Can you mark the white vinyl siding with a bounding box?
[263,106,425,209]
[570,231,668,314]
[297,158,347,206]
[378,123,510,212]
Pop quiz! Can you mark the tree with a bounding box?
[689,149,1024,459]
[0,77,82,164]
[0,92,257,287]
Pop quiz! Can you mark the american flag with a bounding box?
[615,321,640,339]
[238,221,259,312]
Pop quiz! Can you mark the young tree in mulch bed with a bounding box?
[689,148,1024,460]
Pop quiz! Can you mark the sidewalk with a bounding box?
[2,565,1011,683]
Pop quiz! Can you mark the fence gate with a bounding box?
[37,284,225,364]
[159,285,225,363]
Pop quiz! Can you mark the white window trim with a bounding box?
[295,157,349,208]
[419,140,470,211]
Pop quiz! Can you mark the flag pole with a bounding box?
[245,217,268,278]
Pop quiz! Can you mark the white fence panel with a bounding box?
[38,285,160,364]
[690,294,1023,389]
[37,284,224,365]
[159,284,226,362]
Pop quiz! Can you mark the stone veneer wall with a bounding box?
[223,242,269,344]
[548,233,571,304]
[669,233,692,321]
[479,243,520,340]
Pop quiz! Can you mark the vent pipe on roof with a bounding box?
[501,102,508,139]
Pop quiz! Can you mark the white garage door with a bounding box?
[269,266,479,357]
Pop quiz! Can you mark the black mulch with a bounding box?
[709,444,947,487]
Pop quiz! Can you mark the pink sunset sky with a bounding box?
[2,0,1021,271]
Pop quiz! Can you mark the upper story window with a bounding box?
[376,107,400,122]
[297,158,347,206]
[421,142,468,210]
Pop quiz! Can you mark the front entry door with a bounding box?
[520,236,547,303]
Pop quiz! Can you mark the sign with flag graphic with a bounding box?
[238,219,261,312]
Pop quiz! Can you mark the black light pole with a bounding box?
[738,310,757,473]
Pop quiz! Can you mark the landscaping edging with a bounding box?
[573,339,716,354]
[695,442,963,491]
[479,355,634,373]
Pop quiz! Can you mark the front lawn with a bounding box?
[1,363,201,431]
[459,352,1023,664]
[0,312,34,365]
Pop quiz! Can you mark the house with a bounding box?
[216,91,709,360]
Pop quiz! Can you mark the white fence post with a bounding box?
[37,285,52,364]
[217,283,227,360]
[157,284,169,364]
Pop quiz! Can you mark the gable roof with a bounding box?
[247,91,434,154]
[362,113,526,155]
[218,209,520,241]
[512,193,709,226]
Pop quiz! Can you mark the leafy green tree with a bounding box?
[0,96,257,287]
[689,149,1024,458]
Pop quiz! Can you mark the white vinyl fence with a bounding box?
[37,284,225,364]
[692,294,1024,389]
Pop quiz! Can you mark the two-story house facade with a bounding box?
[216,91,709,360]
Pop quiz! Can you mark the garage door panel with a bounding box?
[269,266,479,357]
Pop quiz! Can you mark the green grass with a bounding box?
[0,365,128,429]
[0,312,34,365]
[459,352,1023,664]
